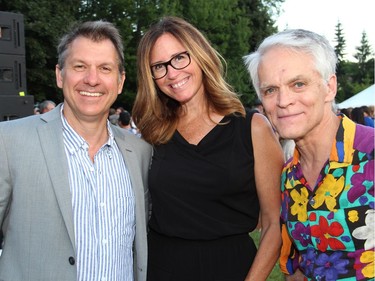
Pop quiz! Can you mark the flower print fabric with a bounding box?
[279,115,375,281]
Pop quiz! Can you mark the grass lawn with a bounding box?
[249,230,284,281]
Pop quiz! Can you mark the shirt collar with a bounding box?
[60,103,114,154]
[290,114,355,166]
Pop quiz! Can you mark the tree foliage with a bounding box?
[334,21,346,64]
[354,31,373,84]
[333,22,374,103]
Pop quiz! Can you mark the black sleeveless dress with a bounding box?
[147,109,260,281]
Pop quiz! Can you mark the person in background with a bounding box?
[116,106,125,115]
[33,106,40,114]
[132,16,284,281]
[39,100,56,113]
[350,107,366,125]
[361,105,375,127]
[108,106,125,126]
[367,105,374,119]
[0,20,152,281]
[244,28,374,281]
[108,107,119,125]
[118,110,141,137]
[339,107,352,119]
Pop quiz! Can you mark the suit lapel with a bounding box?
[114,132,145,211]
[37,108,75,249]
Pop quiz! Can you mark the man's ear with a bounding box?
[118,71,126,95]
[325,74,337,102]
[56,64,63,89]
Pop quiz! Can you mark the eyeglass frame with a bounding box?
[150,51,191,80]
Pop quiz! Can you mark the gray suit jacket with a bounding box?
[0,104,152,281]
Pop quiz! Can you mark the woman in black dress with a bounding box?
[132,16,284,281]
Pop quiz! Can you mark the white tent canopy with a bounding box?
[337,85,375,109]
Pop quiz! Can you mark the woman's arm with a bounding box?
[245,113,284,281]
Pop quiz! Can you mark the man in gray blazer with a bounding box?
[0,21,152,281]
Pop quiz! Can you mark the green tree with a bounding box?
[333,21,348,102]
[353,31,373,84]
[78,0,140,110]
[117,0,282,108]
[335,29,374,103]
[238,0,282,106]
[177,0,252,104]
[334,21,346,64]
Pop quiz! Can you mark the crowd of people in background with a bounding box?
[339,105,374,127]
[33,100,56,114]
[33,101,141,137]
[36,101,374,133]
[107,106,141,137]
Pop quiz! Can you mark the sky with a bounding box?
[275,0,374,61]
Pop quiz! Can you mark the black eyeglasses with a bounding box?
[151,51,191,80]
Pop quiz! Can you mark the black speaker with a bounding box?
[0,12,27,96]
[0,11,25,55]
[0,11,33,120]
[0,95,34,121]
[0,54,27,96]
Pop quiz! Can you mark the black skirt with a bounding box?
[147,230,257,281]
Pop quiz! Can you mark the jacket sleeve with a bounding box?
[0,125,12,229]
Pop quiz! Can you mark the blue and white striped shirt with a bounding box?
[61,108,135,281]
